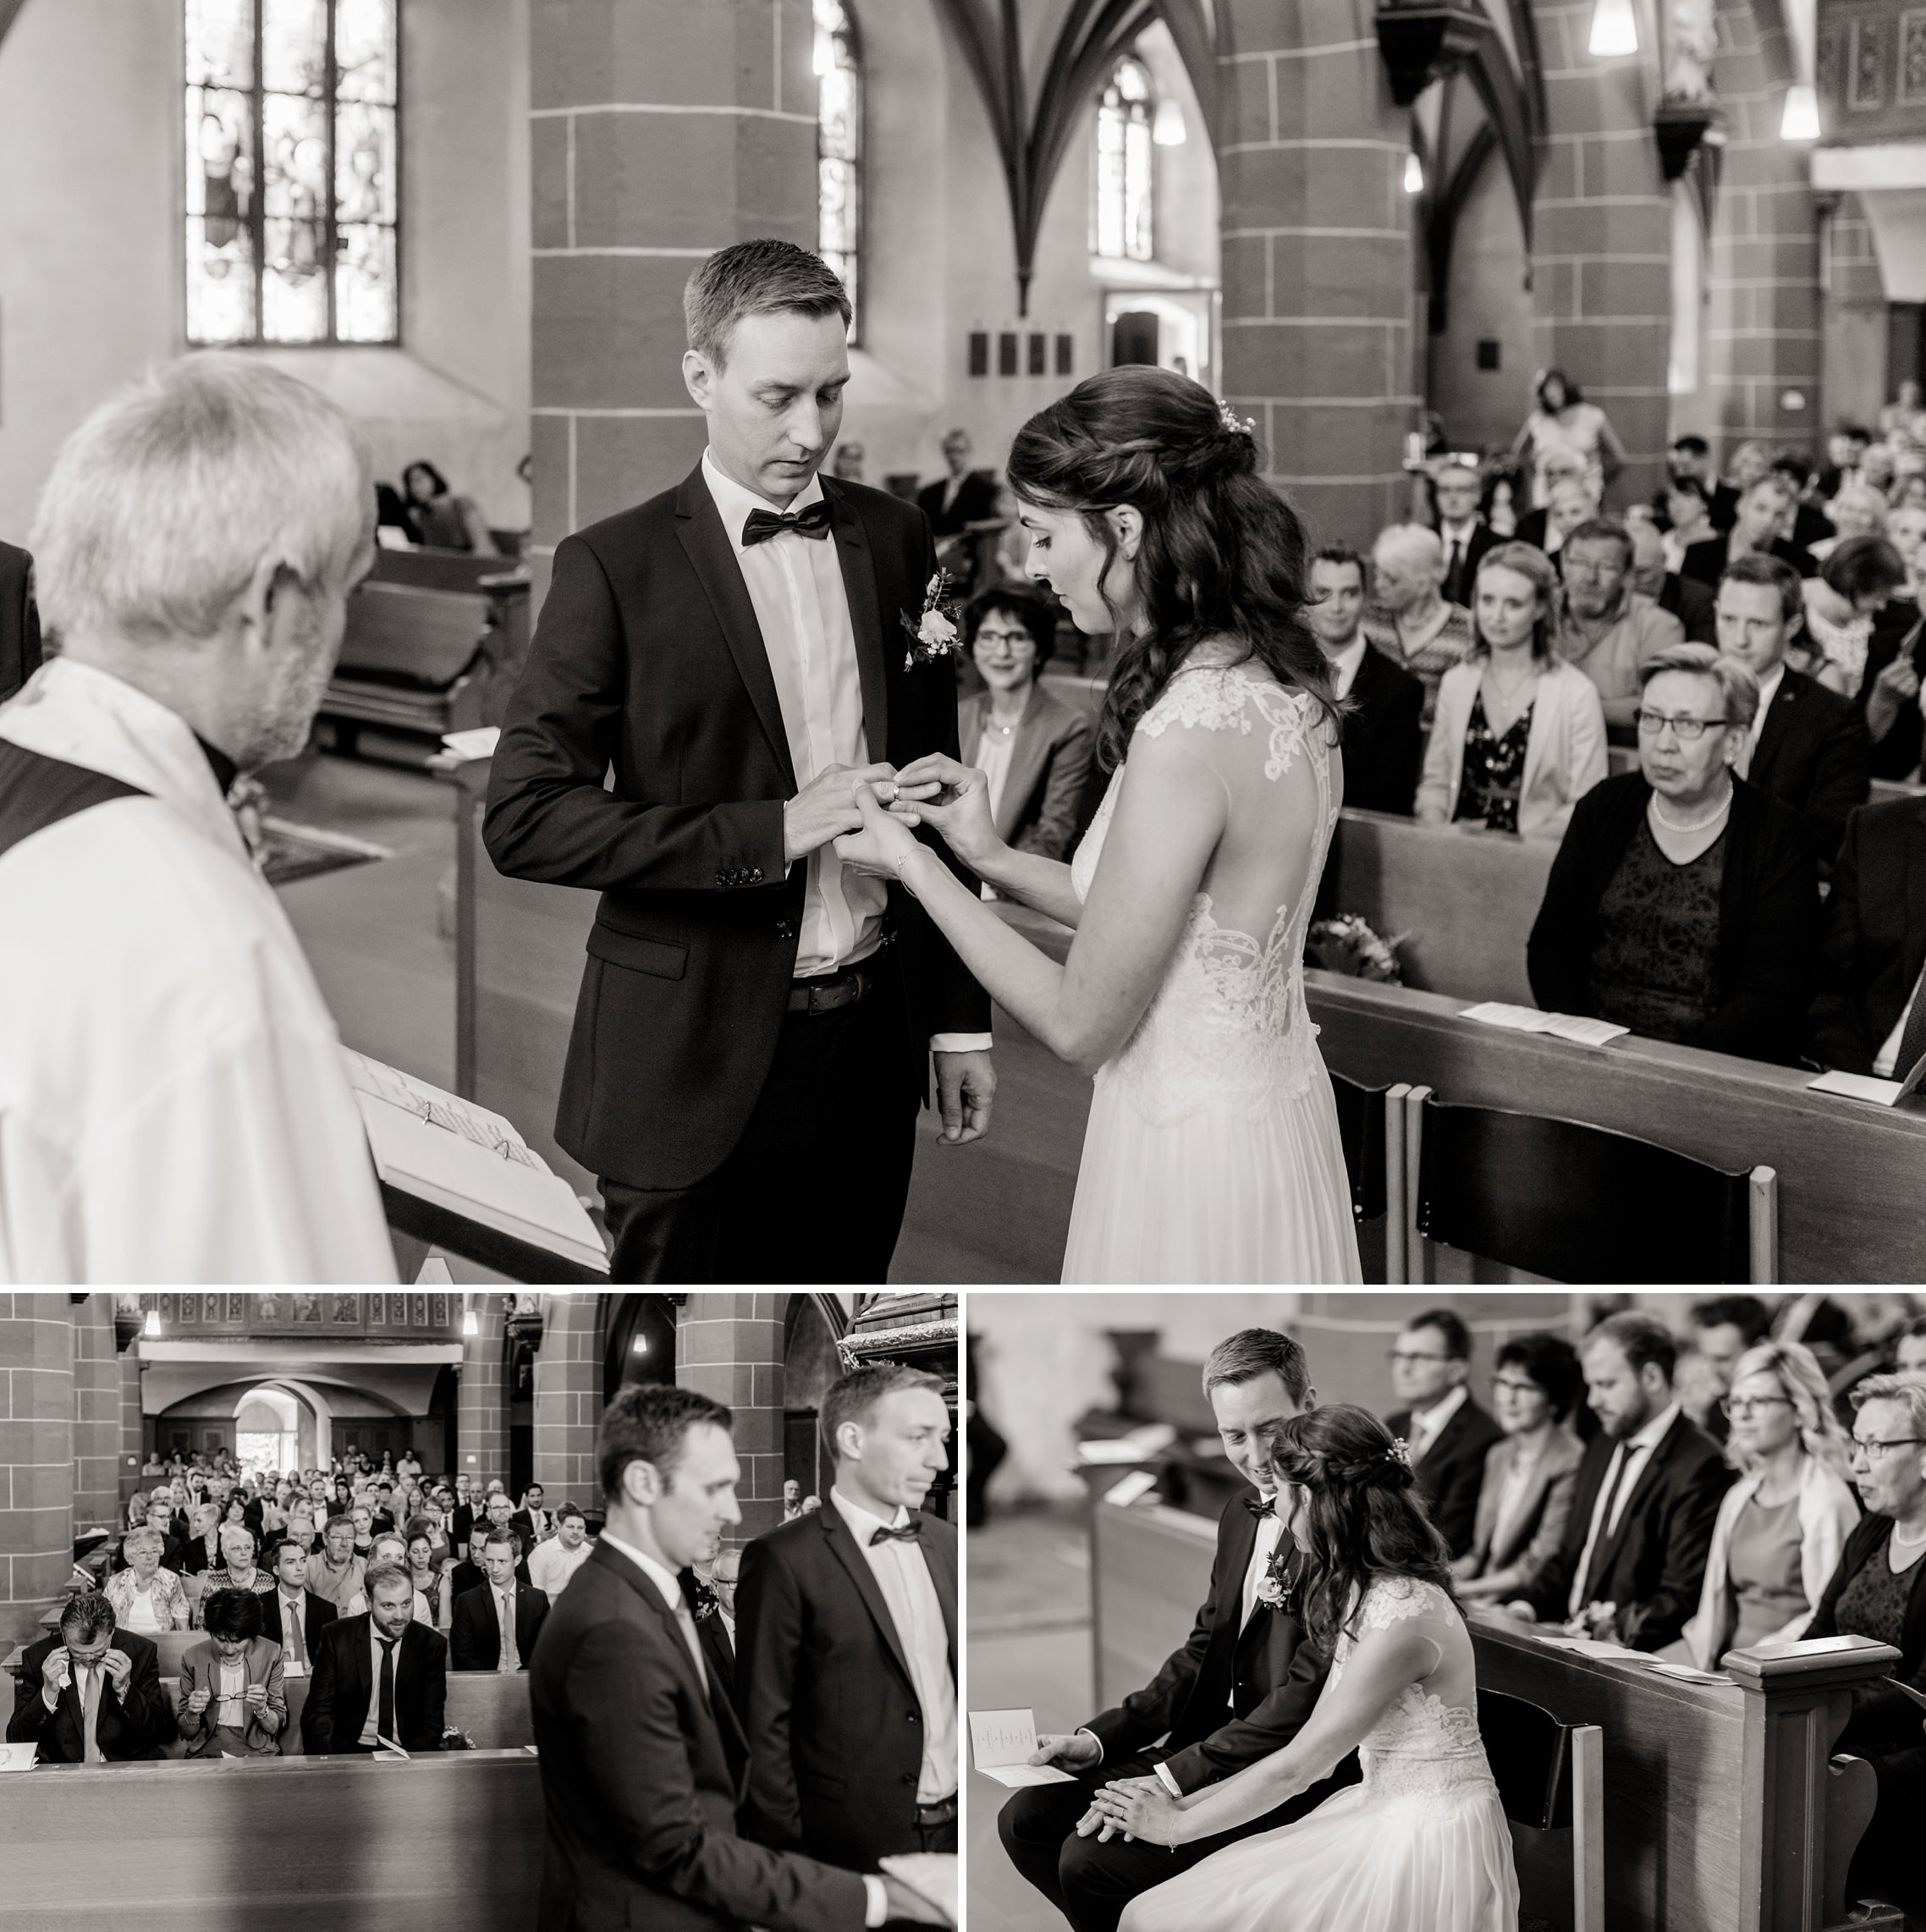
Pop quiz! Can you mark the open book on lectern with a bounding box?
[344,1049,609,1275]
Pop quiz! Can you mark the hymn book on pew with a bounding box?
[344,1050,609,1274]
[1459,1002,1630,1049]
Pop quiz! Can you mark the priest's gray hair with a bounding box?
[30,354,371,648]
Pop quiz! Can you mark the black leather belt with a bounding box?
[915,1795,959,1825]
[787,955,884,1016]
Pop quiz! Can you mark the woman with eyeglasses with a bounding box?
[1453,1334,1587,1605]
[1527,643,1821,1063]
[1672,1340,1858,1671]
[1798,1373,1926,1915]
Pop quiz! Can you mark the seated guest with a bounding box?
[367,1532,434,1623]
[1769,452,1836,555]
[103,1524,190,1634]
[1362,523,1475,728]
[349,1502,376,1553]
[1813,482,1890,563]
[1799,537,1909,696]
[449,1523,533,1600]
[279,1507,320,1556]
[1536,477,1603,561]
[1384,1307,1504,1559]
[180,1501,223,1575]
[178,1588,287,1758]
[1683,477,1812,586]
[1668,433,1740,531]
[1456,1333,1586,1604]
[1482,459,1524,538]
[1306,544,1423,815]
[1507,1312,1732,1651]
[1857,591,1924,783]
[0,357,398,1282]
[1808,795,1926,1079]
[199,1524,277,1622]
[529,1503,595,1598]
[0,537,41,706]
[1801,1374,1926,1915]
[518,1483,553,1544]
[306,1515,368,1610]
[1433,459,1499,604]
[259,1534,336,1676]
[1528,647,1819,1060]
[1676,1340,1860,1671]
[1719,554,1871,864]
[1631,519,1715,643]
[1661,473,1718,568]
[450,1528,552,1671]
[300,1561,448,1754]
[1895,1318,1926,1377]
[1554,519,1686,729]
[406,1505,452,1571]
[448,1478,476,1560]
[405,1530,444,1622]
[685,1548,740,1717]
[917,428,999,537]
[5,1589,178,1760]
[401,459,498,555]
[1417,542,1608,841]
[115,1499,188,1576]
[1681,1295,1776,1442]
[1511,447,1589,552]
[958,587,1094,868]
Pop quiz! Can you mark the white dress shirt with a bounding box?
[1566,1402,1681,1620]
[494,1584,521,1672]
[1326,637,1368,702]
[1407,1384,1467,1466]
[357,1621,404,1748]
[1874,963,1926,1077]
[1738,663,1787,779]
[276,1588,309,1675]
[701,453,992,1054]
[528,1535,592,1598]
[831,1486,958,1804]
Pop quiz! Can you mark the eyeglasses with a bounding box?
[1387,1350,1452,1367]
[1633,709,1730,740]
[1492,1376,1546,1397]
[1850,1437,1926,1459]
[1720,1395,1793,1419]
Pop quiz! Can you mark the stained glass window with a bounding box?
[185,0,399,346]
[1093,58,1154,262]
[815,0,861,341]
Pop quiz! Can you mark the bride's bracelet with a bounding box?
[894,844,934,898]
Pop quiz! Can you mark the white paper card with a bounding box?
[1808,1070,1906,1106]
[0,1742,36,1772]
[1460,1003,1629,1048]
[970,1708,1076,1786]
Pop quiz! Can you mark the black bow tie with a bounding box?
[742,500,834,546]
[869,1516,922,1546]
[1243,1494,1274,1520]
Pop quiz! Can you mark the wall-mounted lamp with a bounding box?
[144,1308,162,1338]
[1153,98,1187,146]
[461,1295,479,1338]
[1403,151,1425,195]
[632,1335,649,1356]
[1780,84,1819,141]
[1588,0,1638,58]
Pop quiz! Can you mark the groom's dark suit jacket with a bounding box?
[529,1539,865,1932]
[484,466,992,1192]
[1087,1485,1346,1794]
[736,1498,957,1870]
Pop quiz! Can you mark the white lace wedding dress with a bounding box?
[1060,652,1362,1282]
[1121,1578,1520,1932]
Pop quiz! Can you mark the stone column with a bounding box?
[69,1295,118,1533]
[1528,0,1674,504]
[678,1294,788,1540]
[118,1343,145,1506]
[528,0,817,591]
[457,1295,508,1490]
[1217,0,1420,544]
[0,1296,74,1646]
[532,1292,603,1505]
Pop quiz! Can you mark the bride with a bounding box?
[834,366,1361,1283]
[1090,1406,1520,1932]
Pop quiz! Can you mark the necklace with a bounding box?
[985,717,1020,737]
[1651,784,1733,834]
[1892,1517,1926,1547]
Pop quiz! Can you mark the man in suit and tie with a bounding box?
[916,429,999,538]
[999,1329,1355,1932]
[1433,461,1499,607]
[1629,520,1715,643]
[1718,553,1870,864]
[486,239,993,1285]
[6,1590,177,1761]
[1509,1311,1732,1651]
[450,1496,533,1599]
[736,1364,958,1871]
[682,1539,743,1774]
[515,1483,553,1546]
[528,1381,940,1932]
[1384,1307,1504,1560]
[1305,545,1424,819]
[0,538,40,707]
[450,1528,551,1670]
[259,1534,337,1676]
[300,1562,447,1753]
[1809,795,1926,1080]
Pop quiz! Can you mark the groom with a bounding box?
[998,1329,1356,1932]
[486,239,994,1283]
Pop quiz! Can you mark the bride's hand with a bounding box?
[833,783,922,882]
[1088,1775,1188,1847]
[889,754,1004,874]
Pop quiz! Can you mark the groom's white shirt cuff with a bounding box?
[863,1878,888,1926]
[1153,1760,1183,1797]
[931,1034,993,1054]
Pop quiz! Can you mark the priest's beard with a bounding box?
[239,604,339,771]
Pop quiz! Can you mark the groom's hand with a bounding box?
[933,1049,994,1145]
[784,763,900,867]
[1031,1730,1102,1771]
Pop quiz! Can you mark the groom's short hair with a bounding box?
[1202,1329,1310,1406]
[685,239,852,370]
[598,1384,733,1498]
[821,1362,947,1463]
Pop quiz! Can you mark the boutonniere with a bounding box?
[901,569,961,670]
[686,1577,721,1623]
[1254,1534,1296,1615]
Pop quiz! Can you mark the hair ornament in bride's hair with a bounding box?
[1218,399,1256,440]
[1386,1437,1413,1469]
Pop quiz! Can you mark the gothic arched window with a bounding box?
[1093,57,1154,262]
[184,0,400,346]
[815,0,861,339]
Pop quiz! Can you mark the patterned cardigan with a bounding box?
[103,1565,190,1632]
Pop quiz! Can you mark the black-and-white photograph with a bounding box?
[3,0,1921,1288]
[967,1291,1926,1932]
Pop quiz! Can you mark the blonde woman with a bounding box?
[103,1524,190,1634]
[1677,1339,1859,1670]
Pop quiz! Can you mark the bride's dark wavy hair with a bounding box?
[1004,366,1340,772]
[1260,1405,1456,1651]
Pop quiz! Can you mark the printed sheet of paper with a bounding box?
[1460,1003,1630,1048]
[970,1708,1076,1786]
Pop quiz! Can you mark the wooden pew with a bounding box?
[0,1748,543,1930]
[1088,1494,1900,1932]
